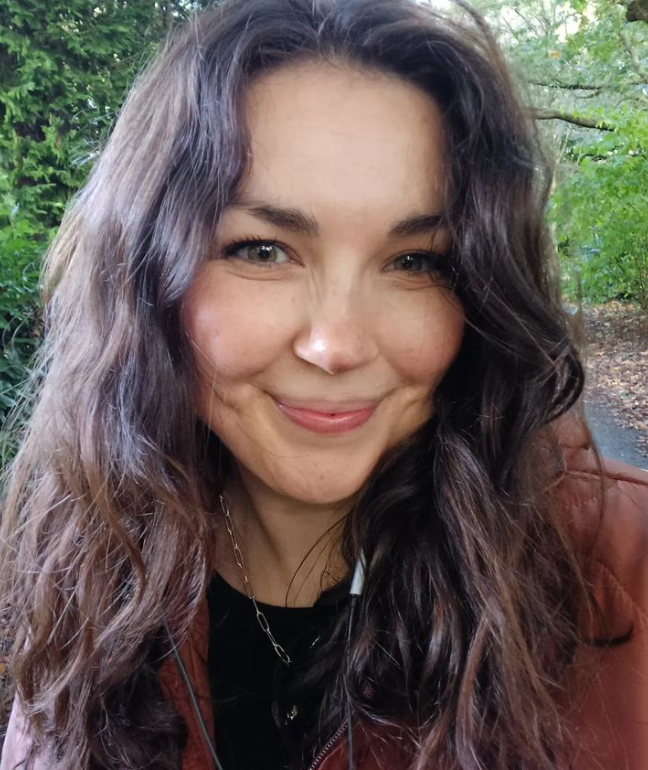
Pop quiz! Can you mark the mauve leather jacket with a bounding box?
[2,418,648,770]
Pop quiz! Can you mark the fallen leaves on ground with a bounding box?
[581,301,648,459]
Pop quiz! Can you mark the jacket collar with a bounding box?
[159,597,214,770]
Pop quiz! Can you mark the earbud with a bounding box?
[349,550,367,597]
[345,549,366,770]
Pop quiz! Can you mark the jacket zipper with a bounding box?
[307,721,347,770]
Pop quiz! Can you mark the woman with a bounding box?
[1,0,647,768]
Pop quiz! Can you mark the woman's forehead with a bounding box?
[237,61,448,230]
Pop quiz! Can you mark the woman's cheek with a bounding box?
[377,290,465,384]
[184,272,300,379]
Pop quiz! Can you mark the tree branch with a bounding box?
[528,80,605,91]
[529,77,647,90]
[531,108,615,131]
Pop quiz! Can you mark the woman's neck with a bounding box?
[216,468,351,607]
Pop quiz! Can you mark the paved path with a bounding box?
[584,398,648,470]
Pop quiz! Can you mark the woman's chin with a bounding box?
[262,469,370,508]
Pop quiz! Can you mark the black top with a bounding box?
[206,571,348,770]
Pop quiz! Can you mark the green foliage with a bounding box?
[551,109,648,309]
[0,197,44,457]
[0,0,212,438]
[472,0,648,312]
[4,1,150,225]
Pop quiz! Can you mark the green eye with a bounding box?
[388,252,446,274]
[223,239,290,265]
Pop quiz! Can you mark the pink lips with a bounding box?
[274,399,378,434]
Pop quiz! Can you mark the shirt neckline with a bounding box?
[209,569,350,615]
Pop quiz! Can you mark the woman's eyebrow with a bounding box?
[230,197,320,237]
[389,213,446,238]
[229,195,445,238]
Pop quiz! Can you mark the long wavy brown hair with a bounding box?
[1,0,601,768]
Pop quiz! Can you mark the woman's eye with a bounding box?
[387,252,446,274]
[223,239,290,266]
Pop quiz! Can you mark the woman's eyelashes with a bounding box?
[219,236,450,277]
[384,251,448,276]
[222,237,290,266]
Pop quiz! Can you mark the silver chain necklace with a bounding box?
[218,493,292,667]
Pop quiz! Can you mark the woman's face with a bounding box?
[184,63,464,505]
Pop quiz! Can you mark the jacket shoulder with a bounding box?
[557,438,648,633]
[552,417,648,769]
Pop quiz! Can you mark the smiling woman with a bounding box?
[184,65,464,553]
[1,1,647,770]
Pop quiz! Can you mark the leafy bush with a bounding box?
[550,113,648,312]
[0,202,44,459]
[471,0,648,314]
[0,1,212,457]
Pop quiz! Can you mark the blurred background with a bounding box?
[0,0,647,743]
[464,0,648,469]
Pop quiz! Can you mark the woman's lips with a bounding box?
[274,399,378,434]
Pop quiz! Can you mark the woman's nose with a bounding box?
[292,291,379,375]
